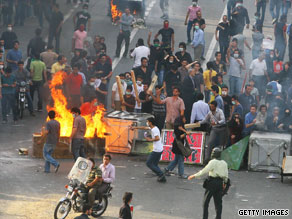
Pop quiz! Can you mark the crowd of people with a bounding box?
[1,0,291,218]
[0,0,292,149]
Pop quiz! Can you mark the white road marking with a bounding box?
[202,6,227,69]
[112,0,157,70]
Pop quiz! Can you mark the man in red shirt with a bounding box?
[66,64,83,108]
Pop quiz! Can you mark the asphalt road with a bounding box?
[0,0,292,218]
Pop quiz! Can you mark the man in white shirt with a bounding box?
[249,53,269,97]
[130,38,150,68]
[111,73,127,110]
[97,154,115,199]
[190,92,210,123]
[132,117,166,183]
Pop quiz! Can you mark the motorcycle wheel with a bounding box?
[19,101,24,119]
[91,196,108,218]
[54,200,72,219]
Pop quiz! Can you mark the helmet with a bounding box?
[211,147,222,159]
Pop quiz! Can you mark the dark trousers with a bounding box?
[36,3,52,27]
[219,41,229,62]
[146,151,163,176]
[48,29,61,54]
[30,81,43,110]
[72,138,86,161]
[154,112,166,132]
[1,93,18,122]
[203,178,223,219]
[256,1,266,24]
[2,3,13,26]
[14,2,25,25]
[206,127,226,161]
[115,31,130,57]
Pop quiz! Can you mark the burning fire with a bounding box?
[47,71,107,138]
[111,0,122,22]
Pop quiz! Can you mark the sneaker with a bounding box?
[272,18,277,24]
[157,175,167,183]
[201,56,206,61]
[55,164,60,173]
[178,174,188,179]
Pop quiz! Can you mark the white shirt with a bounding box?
[151,126,163,152]
[190,100,210,123]
[132,84,144,109]
[131,46,150,68]
[249,59,267,76]
[99,163,115,184]
[112,81,127,101]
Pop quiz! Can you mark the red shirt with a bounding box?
[66,73,83,95]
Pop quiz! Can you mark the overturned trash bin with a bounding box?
[248,131,292,172]
[104,111,153,154]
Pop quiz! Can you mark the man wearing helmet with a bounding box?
[188,148,228,219]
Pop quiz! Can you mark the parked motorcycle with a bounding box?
[54,158,112,219]
[17,81,29,119]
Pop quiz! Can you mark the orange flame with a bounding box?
[111,0,122,21]
[47,71,107,138]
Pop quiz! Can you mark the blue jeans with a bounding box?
[187,20,194,43]
[43,143,59,172]
[227,0,236,20]
[270,0,282,20]
[157,69,164,86]
[72,138,86,161]
[252,75,266,97]
[229,76,242,96]
[281,1,291,15]
[1,93,18,122]
[257,1,267,23]
[166,154,184,176]
[146,151,163,176]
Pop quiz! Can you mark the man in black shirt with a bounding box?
[1,24,18,51]
[221,85,232,120]
[193,10,206,31]
[133,57,153,83]
[147,32,164,75]
[215,15,230,60]
[175,42,192,65]
[27,28,46,58]
[163,64,181,97]
[212,51,227,75]
[73,3,91,31]
[231,2,250,35]
[48,3,64,54]
[154,20,175,53]
[94,54,112,81]
[139,83,153,113]
[81,76,97,103]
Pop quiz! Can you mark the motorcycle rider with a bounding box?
[14,61,35,116]
[86,158,103,208]
[74,204,92,219]
[98,154,115,200]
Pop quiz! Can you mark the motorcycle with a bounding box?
[54,157,112,219]
[17,81,29,119]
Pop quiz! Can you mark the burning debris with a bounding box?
[47,71,107,138]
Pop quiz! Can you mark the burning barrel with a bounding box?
[32,71,108,158]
